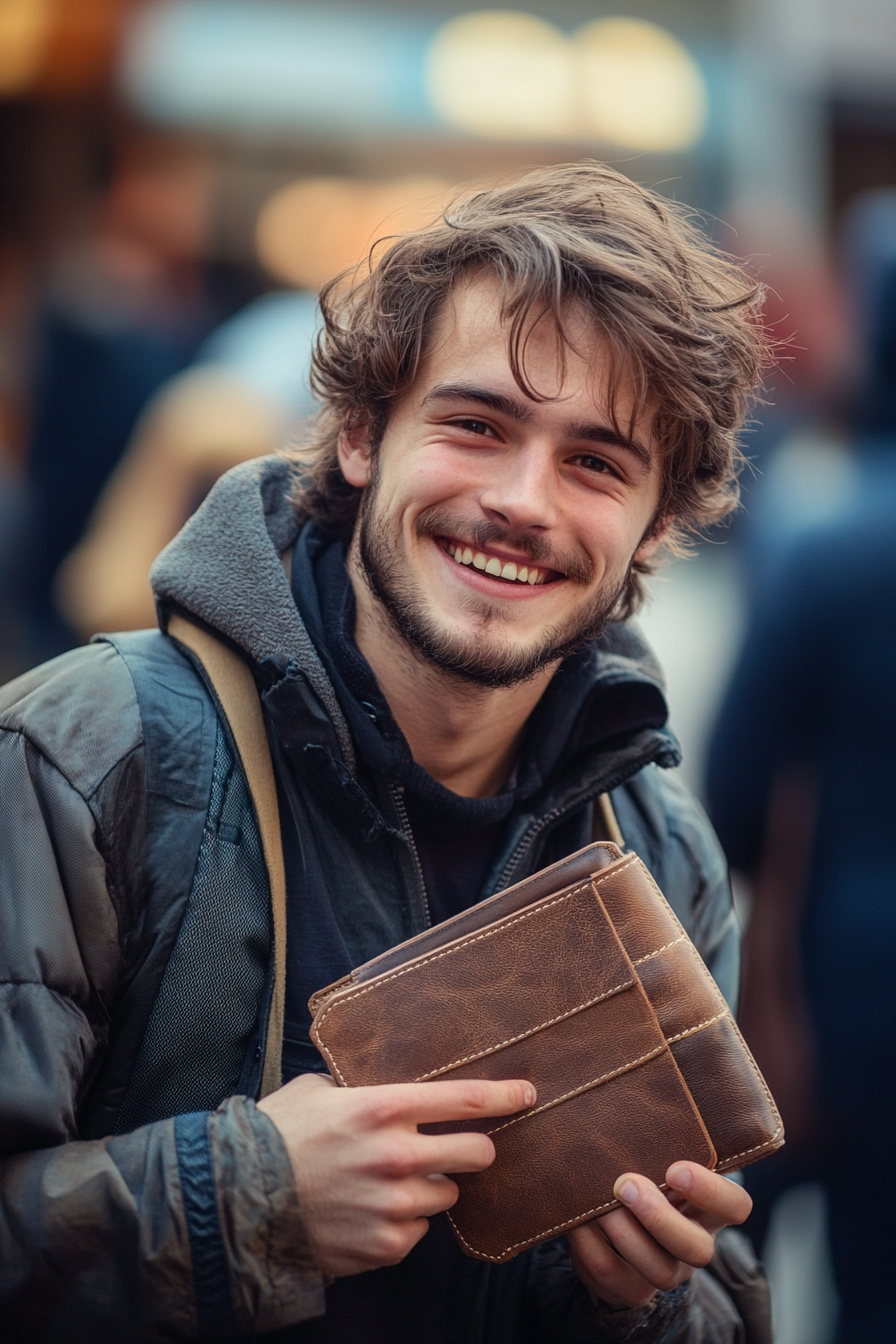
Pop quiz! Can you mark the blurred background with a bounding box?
[1,3,894,1341]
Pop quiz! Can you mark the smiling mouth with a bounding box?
[441,539,556,586]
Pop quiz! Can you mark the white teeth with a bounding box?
[449,543,545,585]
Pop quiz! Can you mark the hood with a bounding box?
[151,455,355,770]
[150,456,679,788]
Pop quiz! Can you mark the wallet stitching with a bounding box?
[412,976,634,1082]
[447,1182,667,1260]
[632,935,686,966]
[483,1043,667,1136]
[314,869,641,1082]
[720,1131,784,1164]
[666,1014,784,1164]
[626,858,785,1161]
[416,934,693,1082]
[665,1011,728,1044]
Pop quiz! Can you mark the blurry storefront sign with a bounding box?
[122,1,431,133]
[0,0,127,97]
[255,176,452,289]
[121,2,707,153]
[425,12,707,151]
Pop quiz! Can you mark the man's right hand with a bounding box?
[257,1073,535,1277]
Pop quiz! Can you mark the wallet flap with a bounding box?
[312,877,635,1087]
[593,856,784,1171]
[449,1048,715,1262]
[346,842,622,985]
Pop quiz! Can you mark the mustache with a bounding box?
[415,508,594,585]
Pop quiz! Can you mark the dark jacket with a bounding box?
[0,457,752,1342]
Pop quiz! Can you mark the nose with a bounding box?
[477,440,559,532]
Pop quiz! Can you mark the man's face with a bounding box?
[340,274,666,688]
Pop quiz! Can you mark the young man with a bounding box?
[0,163,768,1341]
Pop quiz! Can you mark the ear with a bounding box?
[337,415,374,488]
[633,517,671,565]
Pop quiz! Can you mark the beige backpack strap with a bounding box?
[168,612,286,1098]
[593,791,625,849]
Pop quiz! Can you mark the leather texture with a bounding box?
[309,843,783,1263]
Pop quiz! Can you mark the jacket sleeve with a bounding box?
[528,1229,771,1343]
[0,647,325,1339]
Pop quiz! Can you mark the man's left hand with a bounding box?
[567,1162,752,1309]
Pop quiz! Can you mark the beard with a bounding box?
[355,484,626,690]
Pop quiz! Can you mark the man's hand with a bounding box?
[568,1162,752,1309]
[257,1073,535,1278]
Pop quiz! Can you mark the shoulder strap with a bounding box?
[594,791,625,849]
[167,613,286,1098]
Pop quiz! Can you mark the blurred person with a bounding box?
[0,163,771,1342]
[18,132,261,665]
[0,452,28,681]
[56,290,320,637]
[706,190,896,1344]
[0,234,36,677]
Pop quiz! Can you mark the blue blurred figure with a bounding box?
[706,192,896,1344]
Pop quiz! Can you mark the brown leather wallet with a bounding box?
[309,842,783,1263]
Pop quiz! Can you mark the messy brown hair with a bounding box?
[290,161,768,618]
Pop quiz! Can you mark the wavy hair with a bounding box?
[289,161,769,618]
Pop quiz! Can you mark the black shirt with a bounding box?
[280,525,603,1344]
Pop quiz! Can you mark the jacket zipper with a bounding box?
[489,801,580,897]
[389,781,433,929]
[488,758,643,896]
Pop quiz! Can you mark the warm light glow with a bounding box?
[0,0,52,94]
[255,176,453,290]
[424,11,706,151]
[424,11,576,141]
[575,18,707,151]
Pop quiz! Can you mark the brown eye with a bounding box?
[577,455,616,476]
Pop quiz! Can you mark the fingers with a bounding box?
[599,1202,698,1290]
[610,1172,719,1269]
[356,1078,536,1127]
[389,1174,461,1221]
[664,1163,753,1231]
[364,1128,497,1179]
[412,1130,497,1176]
[568,1220,664,1309]
[570,1168,750,1307]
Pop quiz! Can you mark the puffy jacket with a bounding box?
[0,458,756,1342]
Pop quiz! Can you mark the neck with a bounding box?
[349,559,555,799]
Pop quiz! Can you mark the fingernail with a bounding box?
[669,1164,692,1190]
[618,1180,638,1207]
[523,1084,536,1108]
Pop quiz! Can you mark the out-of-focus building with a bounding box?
[1,0,895,674]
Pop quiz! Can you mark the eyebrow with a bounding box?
[423,382,653,471]
[423,383,533,423]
